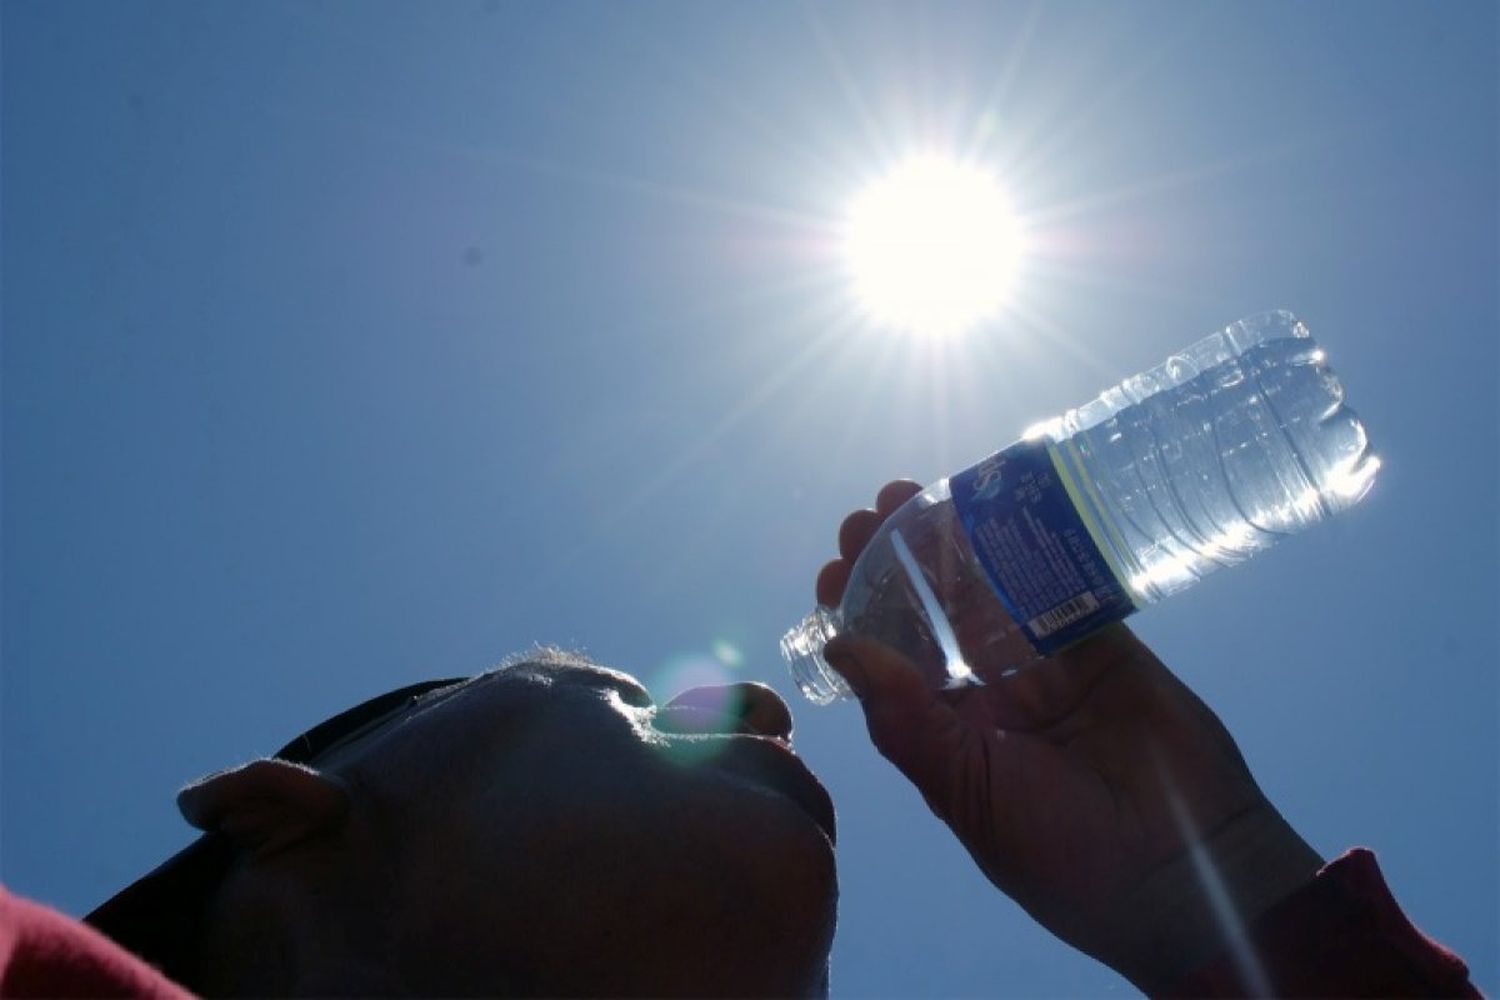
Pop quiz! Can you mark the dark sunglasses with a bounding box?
[273,677,467,765]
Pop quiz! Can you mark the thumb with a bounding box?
[824,635,969,814]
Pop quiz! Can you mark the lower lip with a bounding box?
[714,738,837,845]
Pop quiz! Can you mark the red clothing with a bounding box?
[0,887,192,999]
[1169,849,1480,998]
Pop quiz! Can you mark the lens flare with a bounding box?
[711,638,744,668]
[650,653,739,765]
[654,652,733,693]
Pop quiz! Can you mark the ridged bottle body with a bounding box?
[783,311,1377,704]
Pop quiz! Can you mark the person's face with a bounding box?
[329,657,838,997]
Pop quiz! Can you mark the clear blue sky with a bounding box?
[4,1,1495,994]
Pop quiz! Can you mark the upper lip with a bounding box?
[711,735,837,846]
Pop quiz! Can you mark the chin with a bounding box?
[723,797,840,994]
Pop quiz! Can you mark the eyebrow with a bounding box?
[578,666,655,707]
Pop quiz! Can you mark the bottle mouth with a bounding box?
[780,607,851,705]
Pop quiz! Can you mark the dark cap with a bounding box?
[84,678,464,986]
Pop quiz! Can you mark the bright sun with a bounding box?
[844,155,1026,338]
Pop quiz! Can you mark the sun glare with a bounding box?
[844,155,1026,338]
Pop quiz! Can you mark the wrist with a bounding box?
[1112,801,1323,994]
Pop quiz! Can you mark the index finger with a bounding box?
[816,559,850,608]
[876,479,924,516]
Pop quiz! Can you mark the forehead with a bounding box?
[311,655,650,767]
[440,656,652,711]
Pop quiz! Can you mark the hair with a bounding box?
[494,642,597,673]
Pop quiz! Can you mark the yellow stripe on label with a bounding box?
[1046,439,1141,609]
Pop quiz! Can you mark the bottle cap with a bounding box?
[780,607,851,705]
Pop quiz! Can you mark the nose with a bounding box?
[658,682,795,743]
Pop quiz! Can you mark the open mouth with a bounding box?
[710,736,838,846]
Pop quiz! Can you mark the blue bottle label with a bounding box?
[950,439,1136,653]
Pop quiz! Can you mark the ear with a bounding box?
[177,758,352,855]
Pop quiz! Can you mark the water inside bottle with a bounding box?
[1063,332,1378,603]
[834,487,1044,688]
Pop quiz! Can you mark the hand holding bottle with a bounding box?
[785,311,1377,705]
[820,481,1324,992]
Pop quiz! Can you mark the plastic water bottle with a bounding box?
[782,311,1379,704]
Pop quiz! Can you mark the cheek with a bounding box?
[399,740,838,993]
[497,751,836,911]
[504,777,838,989]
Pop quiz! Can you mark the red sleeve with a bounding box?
[1,886,194,999]
[1166,848,1480,998]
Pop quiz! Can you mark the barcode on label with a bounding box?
[1028,592,1101,638]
